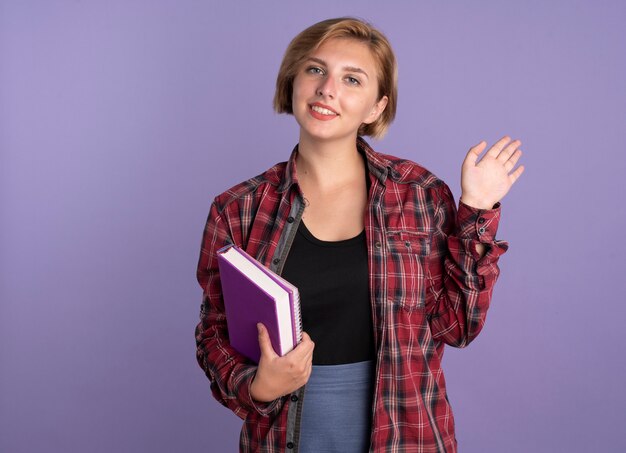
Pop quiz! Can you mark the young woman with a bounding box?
[195,17,524,452]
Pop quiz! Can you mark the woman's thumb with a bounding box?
[257,323,277,358]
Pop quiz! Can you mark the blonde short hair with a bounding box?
[273,17,397,139]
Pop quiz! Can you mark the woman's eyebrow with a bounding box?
[305,57,369,79]
[343,66,369,79]
[305,57,327,67]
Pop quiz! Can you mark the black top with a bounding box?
[281,221,375,365]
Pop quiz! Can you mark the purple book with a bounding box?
[217,244,302,364]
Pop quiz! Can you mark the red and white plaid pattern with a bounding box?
[195,137,508,452]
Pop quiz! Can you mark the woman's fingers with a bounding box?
[252,328,315,401]
[485,136,512,158]
[465,137,522,168]
[462,141,487,169]
[504,149,523,172]
[509,164,525,184]
[281,331,314,364]
[497,139,522,163]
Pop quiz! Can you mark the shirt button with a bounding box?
[375,241,382,249]
[478,217,486,224]
[478,227,486,235]
[287,442,294,449]
[273,258,280,265]
[290,395,298,402]
[287,216,294,223]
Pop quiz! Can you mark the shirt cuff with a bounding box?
[239,366,282,416]
[457,201,502,242]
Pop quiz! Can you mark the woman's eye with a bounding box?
[307,66,324,75]
[346,76,361,86]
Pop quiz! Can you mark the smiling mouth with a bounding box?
[310,105,338,116]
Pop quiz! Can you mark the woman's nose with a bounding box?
[316,76,336,98]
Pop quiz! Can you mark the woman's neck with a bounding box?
[296,134,365,191]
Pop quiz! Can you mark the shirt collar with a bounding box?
[276,144,300,194]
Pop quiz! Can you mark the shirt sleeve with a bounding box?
[195,201,283,418]
[425,184,509,347]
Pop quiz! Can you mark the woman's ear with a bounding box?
[364,95,389,124]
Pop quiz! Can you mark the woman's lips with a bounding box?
[309,103,338,121]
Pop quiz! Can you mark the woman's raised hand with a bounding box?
[460,136,525,210]
[250,323,315,402]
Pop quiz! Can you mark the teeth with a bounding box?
[311,105,336,115]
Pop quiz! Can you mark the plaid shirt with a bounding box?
[196,137,508,452]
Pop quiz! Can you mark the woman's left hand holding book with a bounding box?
[250,323,315,402]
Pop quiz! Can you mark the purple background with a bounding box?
[1,1,625,452]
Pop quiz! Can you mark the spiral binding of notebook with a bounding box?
[292,290,303,343]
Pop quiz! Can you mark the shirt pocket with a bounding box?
[385,230,431,312]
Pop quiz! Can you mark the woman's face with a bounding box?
[291,38,388,144]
